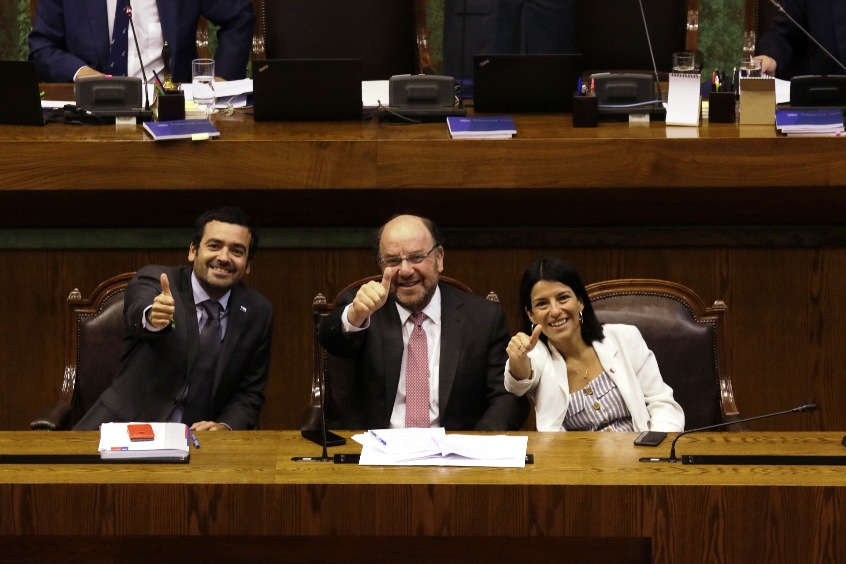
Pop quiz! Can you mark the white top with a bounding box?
[505,324,685,432]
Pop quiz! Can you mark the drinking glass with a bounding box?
[672,52,695,73]
[739,58,762,78]
[192,58,216,108]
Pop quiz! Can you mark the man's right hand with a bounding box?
[346,267,396,328]
[147,273,176,329]
[75,66,105,80]
[755,55,777,76]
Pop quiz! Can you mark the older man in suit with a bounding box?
[74,207,273,431]
[28,0,254,82]
[319,214,528,431]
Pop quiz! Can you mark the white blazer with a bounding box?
[505,324,685,432]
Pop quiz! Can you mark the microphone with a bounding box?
[291,308,346,462]
[124,1,150,111]
[635,0,662,100]
[641,402,817,463]
[766,0,846,74]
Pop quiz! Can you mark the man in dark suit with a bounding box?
[74,207,273,431]
[28,0,255,83]
[319,214,528,431]
[756,0,846,79]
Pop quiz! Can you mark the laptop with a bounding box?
[252,59,363,121]
[0,60,61,126]
[472,54,582,113]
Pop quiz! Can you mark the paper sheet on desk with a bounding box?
[354,428,528,467]
[178,78,252,108]
[775,78,790,105]
[363,80,389,108]
[42,99,73,109]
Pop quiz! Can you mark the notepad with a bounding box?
[143,119,220,141]
[775,108,844,136]
[739,76,776,125]
[447,116,516,139]
[665,73,701,127]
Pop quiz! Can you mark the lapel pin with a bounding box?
[240,305,247,313]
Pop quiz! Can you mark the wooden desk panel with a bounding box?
[1,431,844,563]
[3,112,846,192]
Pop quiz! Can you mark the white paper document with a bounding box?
[354,428,529,467]
[363,80,390,108]
[98,422,190,460]
[179,78,252,108]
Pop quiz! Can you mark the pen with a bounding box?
[368,430,387,445]
[152,69,164,89]
[191,433,200,449]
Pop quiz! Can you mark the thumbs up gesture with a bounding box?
[346,267,396,328]
[148,273,176,329]
[506,322,544,381]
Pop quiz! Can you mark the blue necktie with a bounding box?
[108,2,129,76]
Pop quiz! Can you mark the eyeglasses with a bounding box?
[377,245,438,268]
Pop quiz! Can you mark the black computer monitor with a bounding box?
[262,0,418,81]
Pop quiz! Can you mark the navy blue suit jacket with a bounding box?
[758,0,846,79]
[74,265,273,430]
[28,0,255,83]
[319,283,529,431]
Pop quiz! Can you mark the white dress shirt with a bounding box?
[342,287,443,428]
[104,0,165,80]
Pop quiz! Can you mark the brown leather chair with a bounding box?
[302,276,500,431]
[586,279,741,430]
[31,272,134,430]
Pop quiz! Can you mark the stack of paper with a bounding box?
[354,427,528,467]
[98,422,190,461]
[775,108,844,137]
[447,116,516,139]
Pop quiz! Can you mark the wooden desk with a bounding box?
[2,431,844,563]
[2,107,846,228]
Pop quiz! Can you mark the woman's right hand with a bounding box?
[506,323,543,380]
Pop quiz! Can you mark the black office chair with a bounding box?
[31,272,134,430]
[586,278,742,430]
[261,0,427,80]
[575,0,689,75]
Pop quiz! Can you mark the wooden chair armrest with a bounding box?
[30,402,72,431]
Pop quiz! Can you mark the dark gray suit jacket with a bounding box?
[74,264,273,430]
[758,0,846,79]
[318,283,528,431]
[28,0,255,82]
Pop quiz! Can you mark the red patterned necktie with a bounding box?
[405,312,429,428]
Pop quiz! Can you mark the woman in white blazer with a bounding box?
[504,258,684,432]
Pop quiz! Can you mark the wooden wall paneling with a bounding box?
[3,245,846,431]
